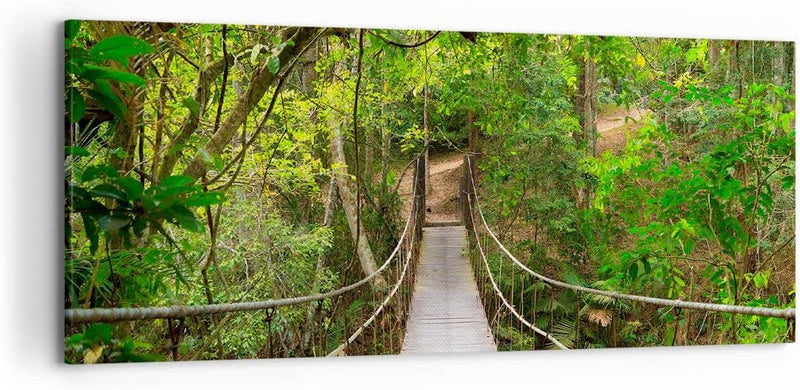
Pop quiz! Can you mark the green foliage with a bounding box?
[65,323,162,363]
[65,23,154,122]
[63,22,795,361]
[66,163,225,254]
[473,35,794,349]
[581,79,794,344]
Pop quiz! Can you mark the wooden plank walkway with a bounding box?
[401,225,496,354]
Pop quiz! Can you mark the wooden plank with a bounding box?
[401,226,496,354]
[425,220,462,227]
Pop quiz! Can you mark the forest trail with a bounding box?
[398,152,464,223]
[596,106,647,154]
[397,105,645,221]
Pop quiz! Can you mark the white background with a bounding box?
[0,1,797,389]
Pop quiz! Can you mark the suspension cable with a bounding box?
[327,219,416,356]
[328,155,425,356]
[465,155,795,320]
[466,182,568,350]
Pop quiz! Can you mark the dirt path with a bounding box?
[398,152,463,223]
[396,106,645,222]
[596,106,647,154]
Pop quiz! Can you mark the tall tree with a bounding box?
[327,37,385,286]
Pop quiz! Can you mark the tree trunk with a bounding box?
[365,124,376,181]
[725,40,735,83]
[182,27,318,180]
[708,39,720,70]
[299,41,318,95]
[791,44,796,112]
[423,85,432,195]
[329,121,386,287]
[581,57,598,157]
[772,41,785,86]
[574,43,598,207]
[381,109,392,188]
[156,52,234,181]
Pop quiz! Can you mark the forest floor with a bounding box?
[596,105,647,154]
[396,105,646,224]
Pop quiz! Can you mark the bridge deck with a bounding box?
[401,225,496,354]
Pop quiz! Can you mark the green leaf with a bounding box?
[183,192,226,207]
[67,333,84,346]
[114,177,144,201]
[82,165,119,182]
[82,214,99,254]
[88,85,126,118]
[82,65,146,86]
[65,146,90,157]
[65,59,84,77]
[781,175,794,190]
[84,323,113,344]
[628,262,639,281]
[90,35,154,67]
[169,206,204,232]
[95,262,111,285]
[641,258,652,275]
[66,87,86,123]
[385,171,396,186]
[65,20,82,41]
[148,221,182,250]
[160,175,194,188]
[91,184,128,203]
[267,56,280,74]
[131,217,147,237]
[250,44,262,64]
[212,154,224,171]
[98,215,131,231]
[182,97,201,117]
[72,197,108,215]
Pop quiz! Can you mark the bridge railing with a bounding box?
[461,154,795,350]
[327,154,426,356]
[65,156,428,359]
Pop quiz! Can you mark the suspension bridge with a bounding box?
[65,155,796,357]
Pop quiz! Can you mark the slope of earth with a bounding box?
[397,151,464,224]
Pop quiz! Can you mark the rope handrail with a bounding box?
[327,156,426,355]
[65,166,420,324]
[327,221,416,356]
[465,155,796,320]
[466,189,568,350]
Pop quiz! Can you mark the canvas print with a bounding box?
[64,21,796,363]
